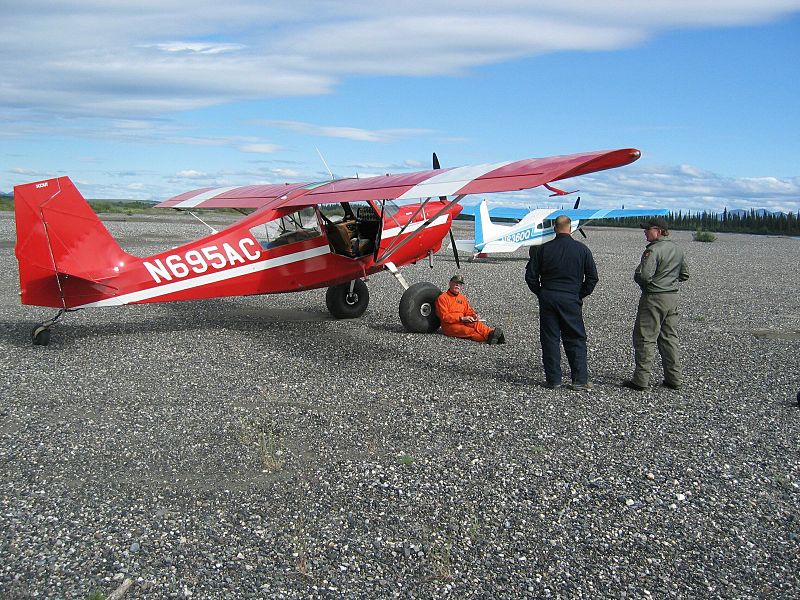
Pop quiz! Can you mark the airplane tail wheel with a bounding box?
[326,279,369,319]
[31,325,51,346]
[399,282,442,333]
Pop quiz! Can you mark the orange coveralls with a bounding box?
[435,291,493,342]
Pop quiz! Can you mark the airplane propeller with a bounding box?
[433,152,461,269]
[573,196,588,238]
[448,229,461,269]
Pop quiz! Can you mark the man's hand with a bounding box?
[461,315,477,323]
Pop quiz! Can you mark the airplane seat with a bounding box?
[327,219,357,256]
[357,238,373,255]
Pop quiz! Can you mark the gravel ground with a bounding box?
[1,211,798,599]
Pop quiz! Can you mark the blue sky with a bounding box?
[2,1,799,213]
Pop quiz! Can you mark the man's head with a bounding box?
[554,214,572,233]
[640,217,669,241]
[448,273,464,294]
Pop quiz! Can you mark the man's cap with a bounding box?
[450,274,464,284]
[640,216,669,231]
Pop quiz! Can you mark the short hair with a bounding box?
[554,214,572,232]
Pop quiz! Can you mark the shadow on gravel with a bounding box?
[1,300,333,347]
[467,255,529,264]
[751,329,800,341]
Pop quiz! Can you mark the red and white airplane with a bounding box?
[13,148,640,345]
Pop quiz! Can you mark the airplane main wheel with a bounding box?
[31,325,51,346]
[399,282,442,333]
[326,279,369,319]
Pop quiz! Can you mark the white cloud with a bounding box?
[269,167,305,179]
[11,167,38,175]
[176,170,208,178]
[239,143,280,153]
[2,2,799,203]
[147,42,246,54]
[535,164,800,213]
[2,1,798,118]
[261,120,433,142]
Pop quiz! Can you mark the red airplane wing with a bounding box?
[155,149,640,209]
[154,182,314,209]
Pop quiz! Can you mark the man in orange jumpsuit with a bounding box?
[435,274,505,344]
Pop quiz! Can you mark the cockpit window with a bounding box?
[249,207,321,249]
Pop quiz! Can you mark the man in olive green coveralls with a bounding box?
[623,217,689,391]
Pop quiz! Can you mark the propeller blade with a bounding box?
[449,228,461,270]
[578,227,587,239]
[433,152,447,201]
[573,196,581,210]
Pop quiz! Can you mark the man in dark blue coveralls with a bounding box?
[525,215,599,391]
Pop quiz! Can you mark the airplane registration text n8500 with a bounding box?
[143,239,261,284]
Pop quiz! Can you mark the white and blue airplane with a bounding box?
[453,198,669,257]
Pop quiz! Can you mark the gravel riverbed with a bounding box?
[1,213,798,599]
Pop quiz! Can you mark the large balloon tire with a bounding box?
[326,280,369,319]
[399,282,442,333]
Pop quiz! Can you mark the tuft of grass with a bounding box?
[693,229,717,242]
[396,454,415,465]
[292,516,313,580]
[530,444,547,455]
[86,592,105,600]
[295,554,311,579]
[239,416,283,472]
[424,535,453,582]
[258,428,282,472]
[466,513,480,541]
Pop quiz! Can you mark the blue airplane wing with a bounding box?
[460,204,529,221]
[544,208,670,220]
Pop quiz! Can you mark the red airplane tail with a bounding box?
[14,177,132,308]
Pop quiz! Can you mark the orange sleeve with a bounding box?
[462,296,477,318]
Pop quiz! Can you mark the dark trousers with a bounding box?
[538,290,588,385]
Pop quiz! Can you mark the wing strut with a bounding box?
[187,211,219,235]
[390,198,432,240]
[376,194,465,265]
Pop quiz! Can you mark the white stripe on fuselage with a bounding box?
[382,214,449,237]
[75,244,331,308]
[396,162,511,200]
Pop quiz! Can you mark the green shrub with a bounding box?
[693,229,717,242]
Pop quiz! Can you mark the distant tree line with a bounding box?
[594,208,800,236]
[2,193,798,235]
